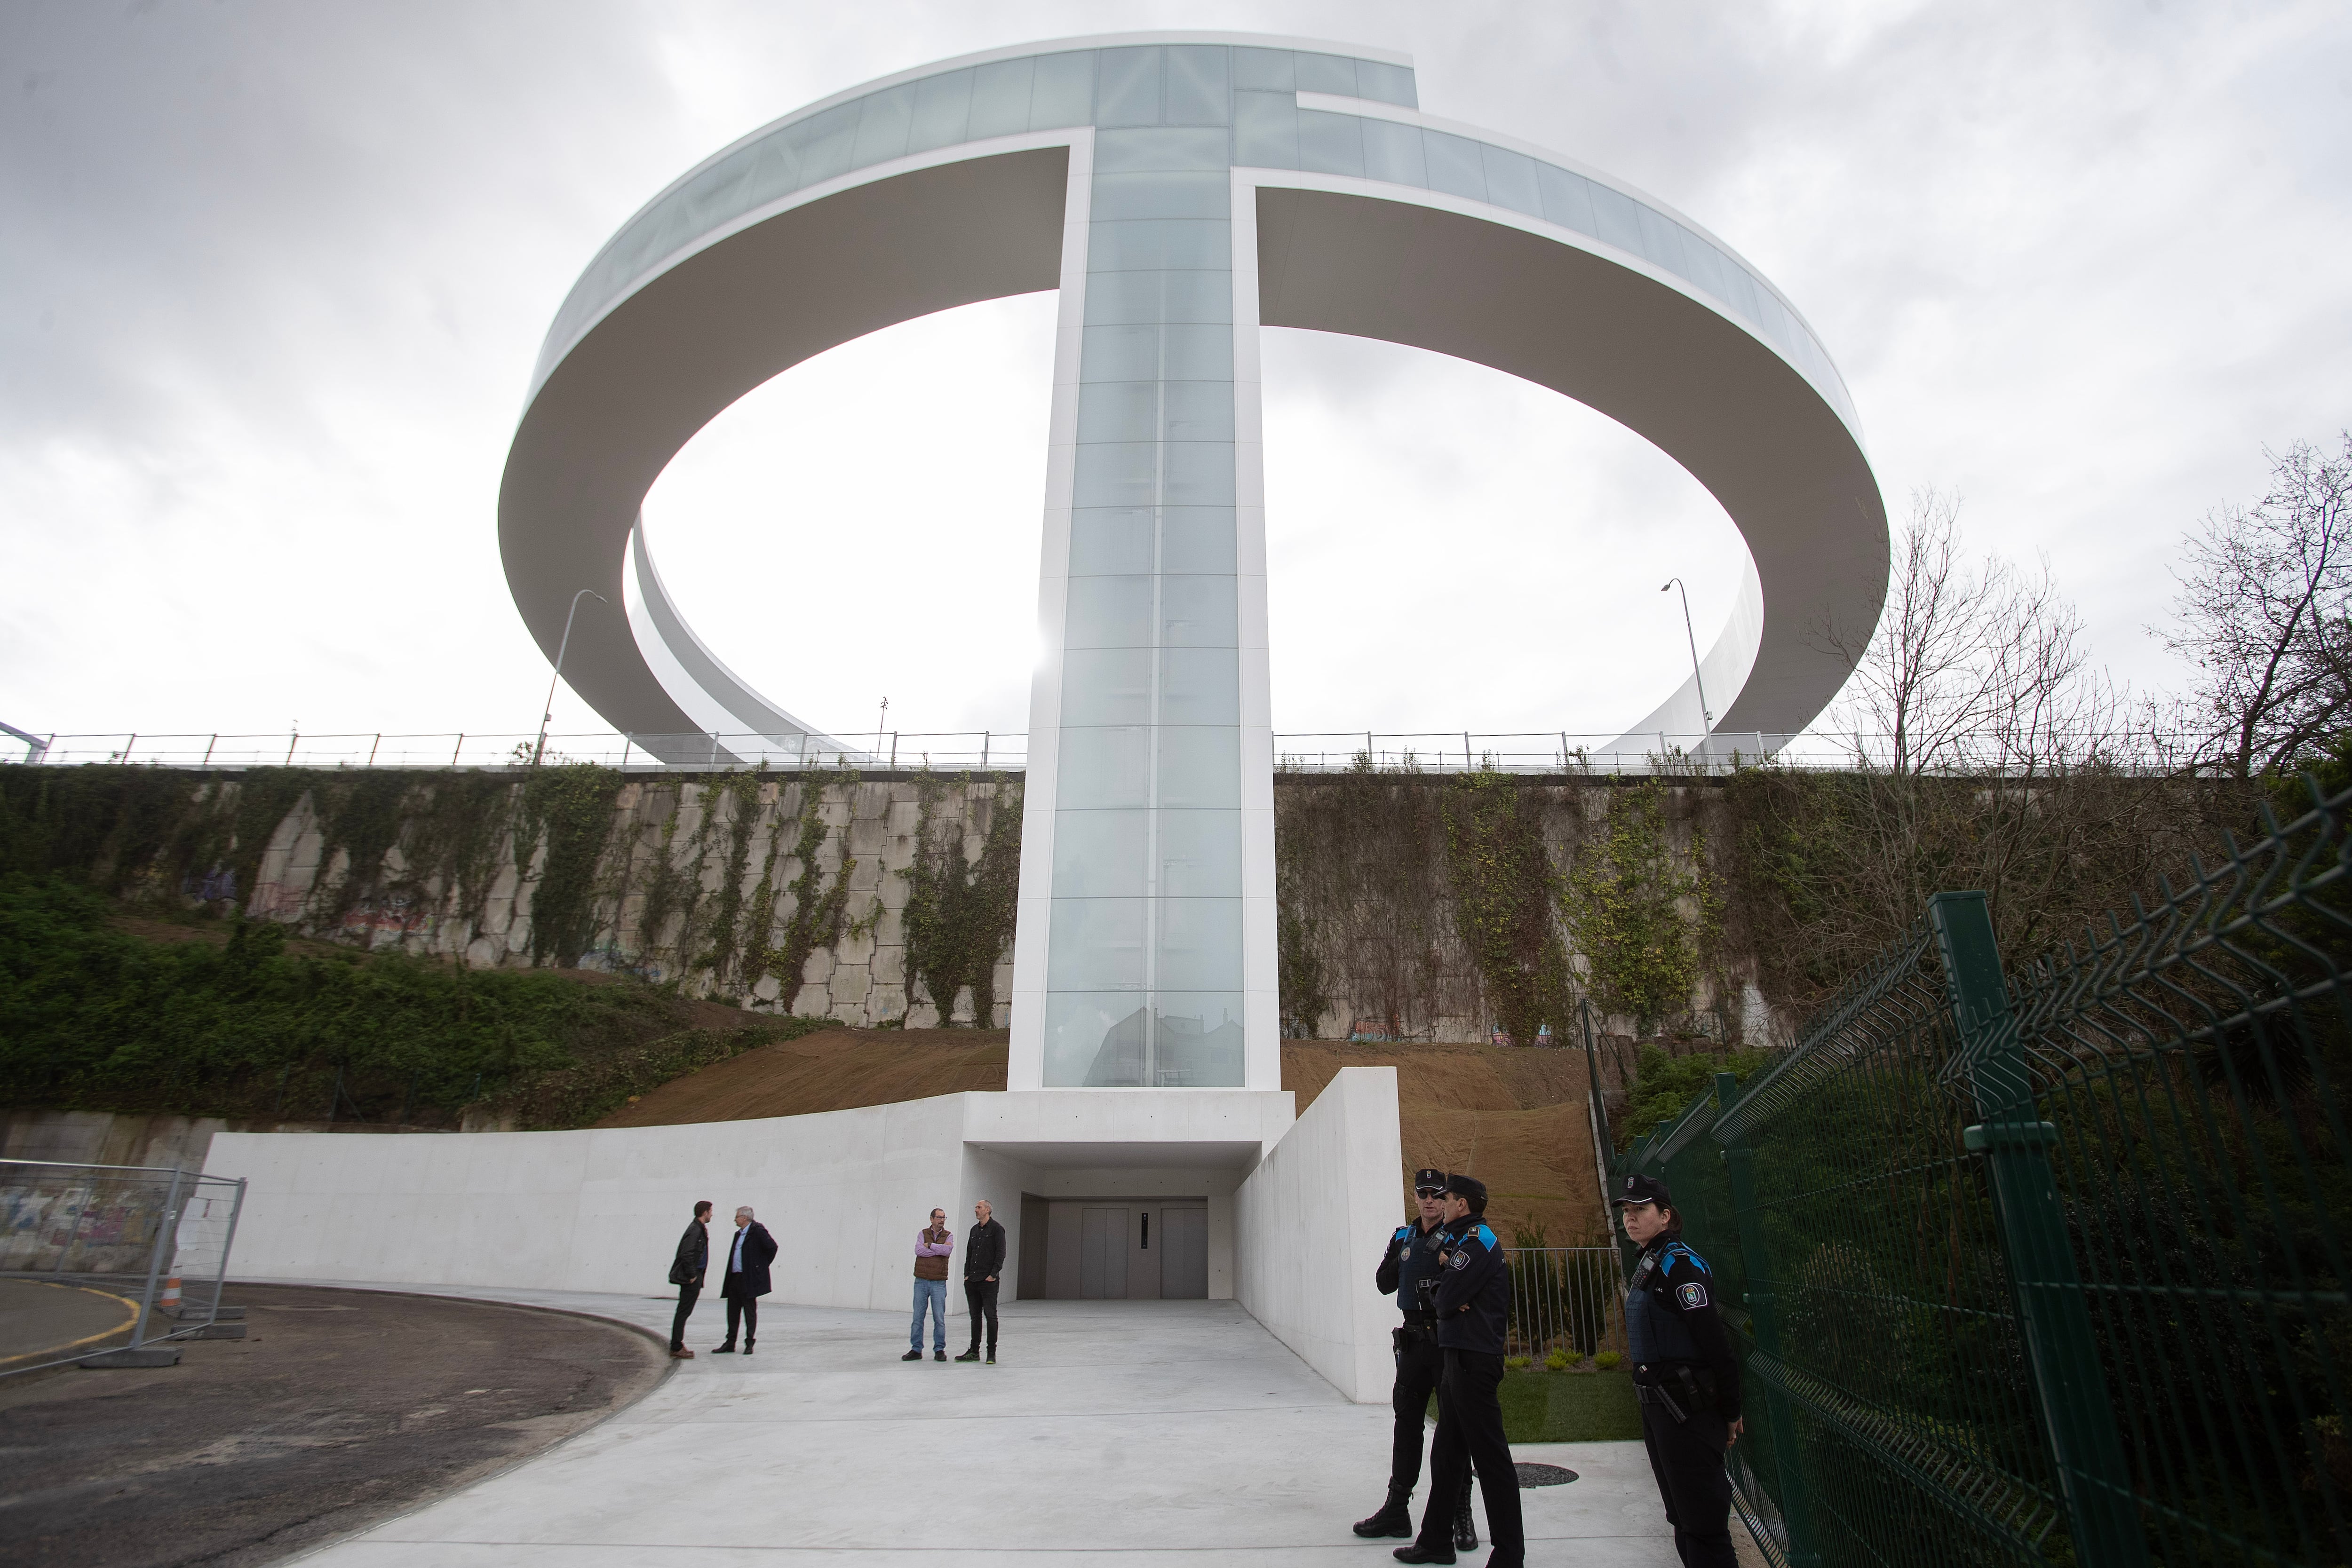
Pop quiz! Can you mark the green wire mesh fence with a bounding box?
[1621,779,2352,1568]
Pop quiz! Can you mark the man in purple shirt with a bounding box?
[904,1207,954,1362]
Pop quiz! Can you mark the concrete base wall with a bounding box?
[1233,1066,1403,1404]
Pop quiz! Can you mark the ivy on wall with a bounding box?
[1440,770,1577,1045]
[765,779,857,1010]
[514,763,625,967]
[698,771,770,989]
[1562,777,1719,1035]
[898,774,1022,1026]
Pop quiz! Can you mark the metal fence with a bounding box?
[1504,1245,1628,1362]
[1619,781,2352,1568]
[0,727,2214,776]
[0,1159,248,1374]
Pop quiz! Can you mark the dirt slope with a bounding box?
[598,1030,1605,1243]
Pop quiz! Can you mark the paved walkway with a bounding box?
[276,1283,1680,1567]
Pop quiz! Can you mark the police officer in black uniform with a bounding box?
[1394,1173,1523,1568]
[1617,1174,1743,1568]
[1355,1169,1478,1551]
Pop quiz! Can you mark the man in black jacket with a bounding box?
[668,1200,711,1359]
[953,1197,1007,1364]
[714,1204,778,1355]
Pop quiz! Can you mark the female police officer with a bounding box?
[1616,1173,1743,1568]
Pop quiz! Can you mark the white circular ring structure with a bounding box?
[500,33,1888,1090]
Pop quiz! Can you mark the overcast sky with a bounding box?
[5,0,2348,755]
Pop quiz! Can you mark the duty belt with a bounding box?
[1399,1312,1437,1329]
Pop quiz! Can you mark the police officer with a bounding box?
[1616,1174,1743,1568]
[1355,1170,1477,1552]
[1394,1173,1523,1568]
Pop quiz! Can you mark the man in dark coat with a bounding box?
[953,1197,1007,1364]
[668,1199,711,1358]
[714,1204,778,1355]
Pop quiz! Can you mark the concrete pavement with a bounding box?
[278,1285,1682,1566]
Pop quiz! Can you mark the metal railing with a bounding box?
[1504,1245,1628,1362]
[2,727,2216,776]
[0,1159,248,1374]
[1621,781,2352,1568]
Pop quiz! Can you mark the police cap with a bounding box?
[1441,1173,1488,1211]
[1614,1173,1672,1207]
[1412,1168,1446,1195]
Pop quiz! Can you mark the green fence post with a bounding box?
[1928,892,2146,1568]
[1715,1072,1820,1568]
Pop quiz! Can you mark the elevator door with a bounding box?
[1080,1207,1129,1299]
[1159,1207,1208,1299]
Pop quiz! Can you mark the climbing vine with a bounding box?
[697,771,771,989]
[514,763,625,967]
[765,778,858,1013]
[897,774,1022,1026]
[1440,770,1576,1046]
[1562,777,1718,1034]
[307,771,417,932]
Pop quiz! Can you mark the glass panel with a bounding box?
[1422,129,1487,201]
[1079,324,1157,382]
[1162,440,1237,506]
[968,57,1035,139]
[1071,442,1160,511]
[1156,897,1244,991]
[1048,899,1147,990]
[1161,323,1234,380]
[1160,507,1239,574]
[1480,144,1542,216]
[1537,163,1597,235]
[1060,649,1152,726]
[1089,218,1232,271]
[1232,90,1299,168]
[1067,507,1156,576]
[1160,647,1240,725]
[1162,380,1234,442]
[1149,992,1245,1086]
[1296,110,1366,179]
[1588,179,1644,255]
[1294,52,1357,95]
[1095,45,1162,128]
[1055,724,1151,808]
[850,83,914,168]
[1157,724,1242,808]
[1164,45,1230,127]
[1089,171,1231,221]
[1676,222,1730,300]
[1082,269,1234,325]
[1636,204,1686,276]
[1160,573,1238,647]
[792,101,861,188]
[1360,118,1428,187]
[1042,993,1144,1086]
[1061,572,1154,647]
[1028,50,1096,129]
[1232,46,1295,91]
[1093,126,1231,172]
[907,70,974,153]
[1352,60,1417,108]
[1052,808,1151,897]
[1077,381,1158,444]
[1158,811,1244,897]
[1723,263,1764,326]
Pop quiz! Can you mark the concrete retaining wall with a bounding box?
[1232,1066,1402,1404]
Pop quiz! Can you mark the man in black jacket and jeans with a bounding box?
[954,1197,1007,1363]
[668,1200,711,1359]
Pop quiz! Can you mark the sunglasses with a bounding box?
[1414,1186,1446,1198]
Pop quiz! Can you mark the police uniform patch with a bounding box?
[1677,1280,1709,1309]
[1448,1249,1469,1270]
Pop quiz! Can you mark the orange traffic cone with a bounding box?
[159,1271,182,1315]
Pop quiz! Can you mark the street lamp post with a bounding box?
[1661,578,1714,736]
[533,589,607,768]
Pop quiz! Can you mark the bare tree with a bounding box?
[2160,435,2352,780]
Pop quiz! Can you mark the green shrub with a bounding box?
[1593,1350,1624,1370]
[1544,1347,1573,1371]
[1503,1354,1533,1370]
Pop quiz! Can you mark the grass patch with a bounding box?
[1501,1369,1642,1442]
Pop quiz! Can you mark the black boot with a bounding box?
[1391,1547,1455,1565]
[1452,1482,1479,1552]
[954,1346,981,1362]
[1352,1487,1414,1538]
